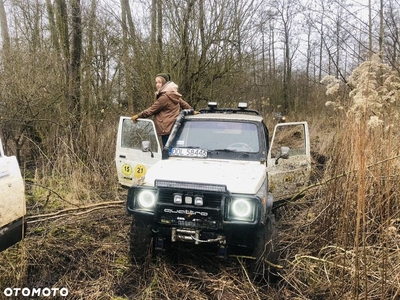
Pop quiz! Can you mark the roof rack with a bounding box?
[199,102,261,116]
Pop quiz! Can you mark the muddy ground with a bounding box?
[1,200,297,300]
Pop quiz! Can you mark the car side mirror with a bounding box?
[142,141,154,158]
[275,146,290,165]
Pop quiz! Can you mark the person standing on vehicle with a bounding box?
[131,73,192,147]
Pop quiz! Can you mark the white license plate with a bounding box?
[169,148,207,158]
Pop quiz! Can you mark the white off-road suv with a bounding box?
[116,103,310,277]
[0,138,26,252]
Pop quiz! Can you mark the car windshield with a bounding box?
[170,120,260,153]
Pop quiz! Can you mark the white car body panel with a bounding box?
[267,122,311,201]
[116,116,311,202]
[115,117,162,187]
[0,138,26,251]
[143,158,266,195]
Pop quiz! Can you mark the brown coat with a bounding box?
[138,82,191,136]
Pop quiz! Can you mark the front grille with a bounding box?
[155,187,225,230]
[156,205,220,229]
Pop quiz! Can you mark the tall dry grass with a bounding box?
[277,55,400,299]
[25,116,123,213]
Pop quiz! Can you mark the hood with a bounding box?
[143,158,266,195]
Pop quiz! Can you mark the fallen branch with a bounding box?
[229,255,284,269]
[237,258,261,300]
[27,201,124,223]
[273,154,400,209]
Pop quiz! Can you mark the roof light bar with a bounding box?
[238,102,248,109]
[155,180,227,193]
[208,102,218,109]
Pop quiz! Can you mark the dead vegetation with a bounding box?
[1,205,282,299]
[1,56,400,299]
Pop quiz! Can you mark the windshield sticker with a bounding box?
[134,164,147,178]
[122,163,133,176]
[169,148,207,158]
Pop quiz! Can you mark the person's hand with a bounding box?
[194,110,200,115]
[131,114,140,122]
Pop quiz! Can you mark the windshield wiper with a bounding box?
[212,148,238,152]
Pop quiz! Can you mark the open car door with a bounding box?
[116,117,162,188]
[0,138,26,252]
[267,122,311,202]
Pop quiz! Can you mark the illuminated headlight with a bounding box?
[227,198,256,222]
[137,190,156,209]
[174,193,183,204]
[194,195,204,206]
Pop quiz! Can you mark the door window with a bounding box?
[121,119,159,152]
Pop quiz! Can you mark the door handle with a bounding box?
[0,171,10,178]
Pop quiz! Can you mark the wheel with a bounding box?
[129,214,153,265]
[227,142,253,152]
[248,213,278,282]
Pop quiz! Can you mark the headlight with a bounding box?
[232,198,252,218]
[136,190,156,209]
[227,197,256,222]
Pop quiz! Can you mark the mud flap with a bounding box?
[0,217,26,252]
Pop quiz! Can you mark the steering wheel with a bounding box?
[227,142,253,152]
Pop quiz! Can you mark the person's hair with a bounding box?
[157,76,167,86]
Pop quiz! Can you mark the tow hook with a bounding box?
[171,228,201,244]
[171,228,226,246]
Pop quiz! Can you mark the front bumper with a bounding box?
[127,180,263,252]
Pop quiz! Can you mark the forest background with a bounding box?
[0,0,400,299]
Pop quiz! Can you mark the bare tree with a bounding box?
[81,0,96,117]
[45,0,60,51]
[0,0,10,52]
[69,0,82,127]
[121,0,135,112]
[384,0,400,71]
[54,0,70,113]
[157,0,163,71]
[271,0,300,112]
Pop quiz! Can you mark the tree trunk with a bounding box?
[368,0,373,57]
[55,0,70,122]
[0,0,10,52]
[157,0,163,71]
[379,0,384,59]
[69,0,82,142]
[45,0,60,51]
[82,0,96,118]
[180,0,195,96]
[151,0,157,48]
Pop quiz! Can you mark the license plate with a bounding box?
[169,148,207,158]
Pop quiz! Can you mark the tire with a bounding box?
[248,213,278,282]
[129,214,153,265]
